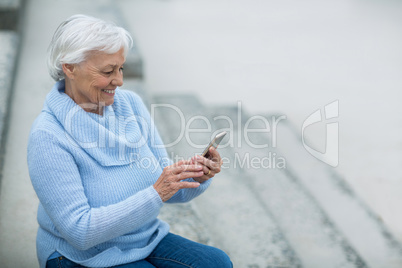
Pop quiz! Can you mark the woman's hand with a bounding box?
[153,161,204,202]
[191,147,223,183]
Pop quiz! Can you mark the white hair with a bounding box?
[47,14,133,81]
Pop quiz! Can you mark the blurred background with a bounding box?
[0,0,401,267]
[123,0,402,233]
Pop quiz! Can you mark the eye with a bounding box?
[119,67,124,72]
[104,71,113,75]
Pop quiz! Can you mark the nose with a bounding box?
[112,71,123,87]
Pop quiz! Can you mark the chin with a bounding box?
[105,99,114,106]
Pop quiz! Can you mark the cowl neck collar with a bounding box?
[43,80,147,166]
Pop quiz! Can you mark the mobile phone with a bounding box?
[201,131,227,158]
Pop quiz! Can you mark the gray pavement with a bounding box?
[1,0,402,267]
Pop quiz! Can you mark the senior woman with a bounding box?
[27,15,231,268]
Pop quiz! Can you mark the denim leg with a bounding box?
[112,260,156,268]
[146,233,232,268]
[45,258,59,268]
[46,257,85,268]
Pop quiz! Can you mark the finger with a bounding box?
[193,176,209,183]
[167,164,201,176]
[202,165,208,175]
[207,148,222,172]
[208,147,222,164]
[201,166,214,176]
[173,164,203,174]
[192,155,210,166]
[195,170,213,182]
[175,159,192,166]
[178,181,200,189]
[171,170,204,182]
[192,155,219,172]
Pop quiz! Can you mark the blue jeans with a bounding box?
[46,233,232,268]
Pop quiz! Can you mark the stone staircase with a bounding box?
[122,90,402,268]
[0,0,24,179]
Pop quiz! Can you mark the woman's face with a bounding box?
[64,47,125,113]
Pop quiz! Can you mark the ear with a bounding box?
[62,63,76,79]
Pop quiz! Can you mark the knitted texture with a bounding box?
[27,81,212,268]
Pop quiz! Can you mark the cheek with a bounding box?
[92,76,111,90]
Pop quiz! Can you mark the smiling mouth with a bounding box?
[101,89,115,94]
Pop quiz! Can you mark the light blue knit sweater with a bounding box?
[27,80,212,268]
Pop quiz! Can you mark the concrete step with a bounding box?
[149,91,402,267]
[209,105,366,268]
[158,202,214,247]
[152,94,302,268]
[0,29,20,186]
[150,93,402,267]
[271,117,402,267]
[0,31,19,149]
[0,0,21,31]
[0,0,23,173]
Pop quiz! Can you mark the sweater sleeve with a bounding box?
[127,91,213,203]
[27,130,163,251]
